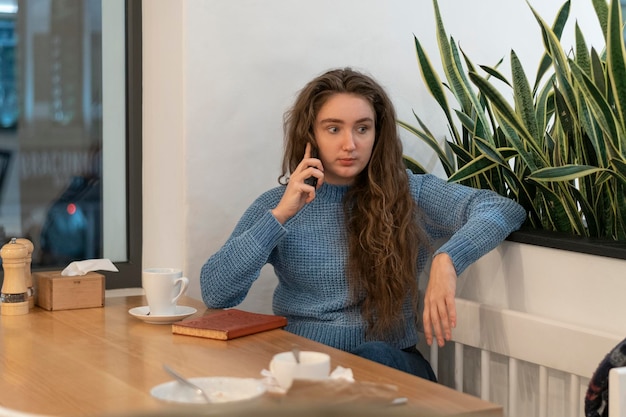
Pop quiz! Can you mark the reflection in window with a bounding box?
[0,16,16,129]
[0,0,103,268]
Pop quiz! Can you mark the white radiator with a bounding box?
[610,367,626,417]
[422,298,624,417]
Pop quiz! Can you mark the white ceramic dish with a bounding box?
[128,305,197,324]
[150,377,266,404]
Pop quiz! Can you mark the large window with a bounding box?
[0,0,141,289]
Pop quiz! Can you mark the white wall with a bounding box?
[142,0,608,316]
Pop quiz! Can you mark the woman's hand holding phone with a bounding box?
[271,143,323,224]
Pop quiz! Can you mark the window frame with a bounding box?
[106,0,141,289]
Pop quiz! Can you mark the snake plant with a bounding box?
[401,0,626,240]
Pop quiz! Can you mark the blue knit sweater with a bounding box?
[200,172,526,351]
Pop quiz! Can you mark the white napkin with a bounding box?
[330,366,355,382]
[61,259,119,276]
[261,366,354,394]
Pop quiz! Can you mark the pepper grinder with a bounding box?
[0,238,29,315]
[15,238,34,309]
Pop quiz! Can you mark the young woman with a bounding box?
[200,68,526,380]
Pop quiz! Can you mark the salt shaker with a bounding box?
[0,238,29,315]
[15,238,34,309]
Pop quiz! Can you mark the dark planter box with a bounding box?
[507,228,626,260]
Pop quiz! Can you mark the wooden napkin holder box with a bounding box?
[34,271,105,311]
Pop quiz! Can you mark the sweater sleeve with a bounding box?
[200,195,286,308]
[412,173,526,275]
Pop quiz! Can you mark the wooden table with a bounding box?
[0,295,502,417]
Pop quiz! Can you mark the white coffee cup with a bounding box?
[142,268,189,316]
[269,351,331,390]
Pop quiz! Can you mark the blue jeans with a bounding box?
[350,341,437,381]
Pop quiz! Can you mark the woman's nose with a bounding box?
[341,131,357,150]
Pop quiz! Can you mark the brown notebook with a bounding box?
[171,308,288,340]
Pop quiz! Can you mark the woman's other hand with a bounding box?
[423,253,457,347]
[271,143,324,224]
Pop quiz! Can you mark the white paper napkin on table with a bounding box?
[61,259,119,276]
[262,366,407,405]
[261,366,354,394]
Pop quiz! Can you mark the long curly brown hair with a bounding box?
[280,68,424,339]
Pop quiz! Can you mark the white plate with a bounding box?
[128,305,197,324]
[150,377,266,404]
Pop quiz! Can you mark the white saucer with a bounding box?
[128,305,197,324]
[151,376,266,404]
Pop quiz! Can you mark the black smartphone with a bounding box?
[304,176,318,187]
[304,146,318,187]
